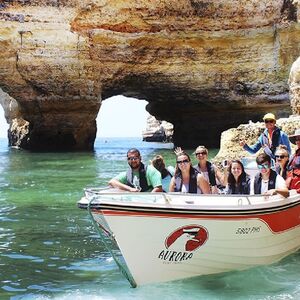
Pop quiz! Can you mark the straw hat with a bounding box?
[289,129,300,144]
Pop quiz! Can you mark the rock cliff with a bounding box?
[0,0,300,150]
[289,57,300,115]
[142,115,173,142]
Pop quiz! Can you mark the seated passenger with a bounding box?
[286,129,300,193]
[169,152,211,194]
[274,145,289,180]
[223,160,250,194]
[192,146,225,194]
[151,155,175,192]
[109,148,162,192]
[251,153,289,198]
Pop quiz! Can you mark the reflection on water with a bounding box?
[0,138,299,299]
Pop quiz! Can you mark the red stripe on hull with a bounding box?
[93,204,300,233]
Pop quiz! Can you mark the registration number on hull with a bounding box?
[235,226,261,234]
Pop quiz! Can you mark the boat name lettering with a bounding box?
[235,226,261,235]
[158,250,193,262]
[158,224,208,263]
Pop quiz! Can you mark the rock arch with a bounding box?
[0,0,299,150]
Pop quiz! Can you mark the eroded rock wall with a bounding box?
[0,0,300,150]
[142,115,173,142]
[289,57,300,115]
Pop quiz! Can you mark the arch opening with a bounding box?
[0,104,8,140]
[97,95,150,138]
[0,88,13,141]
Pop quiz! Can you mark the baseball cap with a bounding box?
[263,113,276,121]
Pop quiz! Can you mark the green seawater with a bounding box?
[0,137,299,300]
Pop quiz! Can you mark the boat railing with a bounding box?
[82,187,296,208]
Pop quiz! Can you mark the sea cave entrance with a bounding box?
[97,95,150,138]
[0,104,8,140]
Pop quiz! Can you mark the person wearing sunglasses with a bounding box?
[274,145,289,180]
[286,129,300,193]
[109,148,162,192]
[169,152,211,194]
[193,145,225,194]
[251,153,289,198]
[239,113,291,160]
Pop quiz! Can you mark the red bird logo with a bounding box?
[165,225,208,252]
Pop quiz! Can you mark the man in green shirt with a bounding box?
[108,148,163,192]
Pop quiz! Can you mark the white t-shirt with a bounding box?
[201,171,209,183]
[194,165,220,186]
[181,183,189,193]
[250,173,287,195]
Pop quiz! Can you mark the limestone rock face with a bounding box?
[142,115,173,142]
[289,57,300,115]
[0,0,300,150]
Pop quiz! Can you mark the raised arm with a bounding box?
[242,139,263,154]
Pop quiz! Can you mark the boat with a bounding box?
[78,188,300,287]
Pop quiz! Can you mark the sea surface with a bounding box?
[0,137,299,300]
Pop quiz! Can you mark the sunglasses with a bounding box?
[264,119,275,123]
[275,155,287,159]
[196,152,207,156]
[127,156,139,161]
[257,163,270,169]
[177,159,190,164]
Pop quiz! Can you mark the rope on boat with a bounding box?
[163,193,172,203]
[238,197,251,206]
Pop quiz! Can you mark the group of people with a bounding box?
[109,112,300,198]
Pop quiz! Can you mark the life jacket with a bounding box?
[287,169,300,193]
[195,161,216,186]
[254,169,277,194]
[275,163,288,180]
[286,149,300,193]
[227,175,251,195]
[288,149,300,170]
[161,168,173,179]
[261,127,281,155]
[126,162,151,192]
[174,168,198,194]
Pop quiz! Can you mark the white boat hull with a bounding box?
[79,190,300,286]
